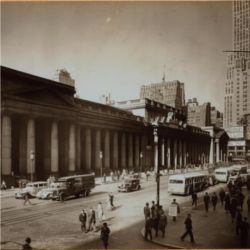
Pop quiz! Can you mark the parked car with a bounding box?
[15,181,48,199]
[118,177,141,192]
[36,182,67,199]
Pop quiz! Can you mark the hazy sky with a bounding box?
[2,1,232,111]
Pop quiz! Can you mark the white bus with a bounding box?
[214,166,236,183]
[168,172,208,195]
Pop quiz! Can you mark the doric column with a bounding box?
[95,129,101,173]
[174,139,177,170]
[128,134,133,169]
[113,131,119,170]
[121,133,126,169]
[179,140,183,167]
[104,130,110,171]
[1,115,12,175]
[51,122,59,173]
[161,138,165,167]
[183,141,187,167]
[76,127,81,172]
[85,128,92,172]
[69,124,76,172]
[216,139,220,163]
[27,118,35,175]
[209,138,214,164]
[19,119,27,174]
[167,138,171,169]
[135,134,140,169]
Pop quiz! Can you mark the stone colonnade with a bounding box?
[1,115,211,180]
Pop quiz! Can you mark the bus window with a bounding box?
[169,180,183,184]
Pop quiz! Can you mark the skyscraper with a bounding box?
[224,1,250,128]
[140,80,185,109]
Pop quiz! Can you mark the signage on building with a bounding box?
[228,140,246,146]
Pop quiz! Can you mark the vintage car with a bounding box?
[15,181,48,199]
[118,178,141,192]
[36,182,67,199]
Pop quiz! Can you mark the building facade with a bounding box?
[226,126,250,162]
[140,80,185,109]
[224,1,250,128]
[186,98,211,127]
[1,67,214,186]
[211,106,223,128]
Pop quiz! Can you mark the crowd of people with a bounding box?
[78,193,114,248]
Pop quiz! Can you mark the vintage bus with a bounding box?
[214,166,235,183]
[168,172,208,195]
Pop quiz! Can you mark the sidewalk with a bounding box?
[142,187,250,249]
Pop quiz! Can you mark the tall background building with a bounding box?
[224,1,250,128]
[140,79,185,109]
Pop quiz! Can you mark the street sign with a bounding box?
[169,204,178,217]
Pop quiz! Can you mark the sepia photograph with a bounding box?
[1,0,250,249]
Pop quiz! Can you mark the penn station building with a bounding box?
[1,66,228,186]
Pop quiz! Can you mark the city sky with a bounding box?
[2,1,232,111]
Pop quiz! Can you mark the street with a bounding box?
[1,171,226,250]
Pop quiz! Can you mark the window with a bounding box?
[170,180,183,184]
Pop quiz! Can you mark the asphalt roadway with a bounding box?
[1,171,226,250]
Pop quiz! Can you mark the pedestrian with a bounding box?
[97,202,105,224]
[103,173,106,184]
[224,192,231,213]
[100,222,110,249]
[247,196,250,213]
[22,237,32,250]
[236,210,242,235]
[180,214,195,243]
[151,201,156,218]
[144,216,153,241]
[144,202,151,220]
[153,205,161,237]
[219,188,226,206]
[240,217,249,248]
[158,210,167,238]
[110,171,114,182]
[211,192,218,211]
[88,208,97,232]
[117,170,121,181]
[171,199,180,221]
[191,191,198,208]
[108,193,114,209]
[237,191,245,209]
[146,170,150,181]
[79,209,87,233]
[246,177,250,191]
[230,197,238,223]
[24,193,32,205]
[203,192,210,213]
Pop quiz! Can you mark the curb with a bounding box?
[140,228,185,249]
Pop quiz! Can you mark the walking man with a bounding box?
[236,210,242,235]
[88,208,96,232]
[79,209,87,233]
[191,192,198,208]
[240,217,249,248]
[22,237,32,250]
[211,192,218,211]
[97,202,105,223]
[144,202,151,220]
[158,210,167,238]
[108,193,114,210]
[171,199,180,221]
[100,222,110,249]
[203,192,210,213]
[24,193,32,205]
[144,216,153,241]
[181,214,195,243]
[219,188,226,206]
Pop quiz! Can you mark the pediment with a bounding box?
[13,87,75,107]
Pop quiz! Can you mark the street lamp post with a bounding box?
[30,150,35,182]
[153,126,160,207]
[140,152,143,174]
[99,151,103,183]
